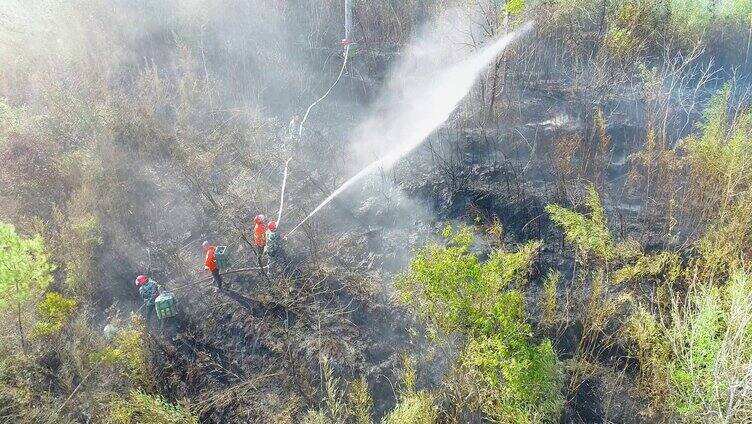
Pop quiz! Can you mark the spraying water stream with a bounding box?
[286,22,534,238]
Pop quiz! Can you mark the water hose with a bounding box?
[298,44,350,138]
[170,265,271,292]
[297,0,352,138]
[277,157,292,225]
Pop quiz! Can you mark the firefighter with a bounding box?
[202,241,223,289]
[136,274,159,323]
[265,220,283,260]
[254,214,267,268]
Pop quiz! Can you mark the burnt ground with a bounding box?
[134,81,659,423]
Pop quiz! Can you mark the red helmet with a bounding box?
[268,220,277,231]
[135,275,148,286]
[254,214,265,224]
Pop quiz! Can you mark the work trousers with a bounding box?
[212,269,223,289]
[143,303,155,326]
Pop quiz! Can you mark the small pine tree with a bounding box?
[0,222,54,350]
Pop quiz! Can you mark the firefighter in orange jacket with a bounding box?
[202,241,223,289]
[254,215,267,268]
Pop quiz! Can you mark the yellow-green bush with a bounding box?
[33,292,78,337]
[627,271,752,421]
[504,0,525,17]
[92,318,149,386]
[612,251,680,285]
[625,305,670,404]
[382,391,437,424]
[397,226,563,422]
[683,85,752,216]
[546,186,614,261]
[605,26,637,58]
[347,377,373,424]
[542,270,560,328]
[106,389,197,424]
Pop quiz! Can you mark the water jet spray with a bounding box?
[285,22,534,239]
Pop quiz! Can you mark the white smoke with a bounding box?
[286,12,533,237]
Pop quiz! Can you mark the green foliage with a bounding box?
[541,270,559,328]
[546,186,614,260]
[662,273,752,421]
[347,377,373,424]
[0,223,54,309]
[504,0,525,16]
[322,357,347,423]
[485,217,504,249]
[397,226,563,422]
[681,86,752,277]
[33,292,78,336]
[464,336,562,423]
[399,354,417,395]
[62,213,102,293]
[300,356,348,424]
[381,391,438,424]
[625,305,670,404]
[604,26,637,58]
[302,410,328,424]
[380,356,437,424]
[612,251,680,285]
[397,225,541,335]
[630,271,752,420]
[683,85,752,210]
[106,389,197,424]
[667,284,725,418]
[719,0,752,24]
[667,0,715,41]
[92,319,149,385]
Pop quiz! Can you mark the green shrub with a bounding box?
[397,226,563,422]
[92,318,149,385]
[106,389,197,424]
[300,356,349,423]
[625,305,670,404]
[382,391,437,424]
[683,85,752,215]
[681,86,752,277]
[302,410,328,424]
[612,251,680,285]
[504,0,525,17]
[0,223,55,308]
[33,292,78,336]
[667,0,715,41]
[630,271,752,420]
[667,285,725,418]
[347,377,373,424]
[542,270,559,328]
[546,185,614,261]
[605,26,637,58]
[663,271,752,421]
[719,0,752,24]
[0,222,55,347]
